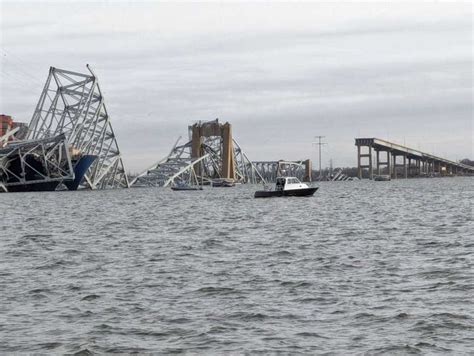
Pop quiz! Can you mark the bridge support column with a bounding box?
[392,154,397,179]
[387,151,391,177]
[403,155,408,178]
[376,150,380,175]
[356,142,373,179]
[369,145,373,180]
[357,145,362,179]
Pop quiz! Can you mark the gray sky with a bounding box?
[1,1,472,172]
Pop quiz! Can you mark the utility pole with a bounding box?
[313,136,326,180]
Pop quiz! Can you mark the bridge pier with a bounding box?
[357,143,373,179]
[376,150,380,175]
[357,145,361,179]
[403,155,408,178]
[387,151,391,177]
[369,146,373,180]
[374,149,391,176]
[392,153,408,179]
[391,154,395,179]
[392,153,397,179]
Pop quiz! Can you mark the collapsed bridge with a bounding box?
[0,66,129,192]
[131,119,265,187]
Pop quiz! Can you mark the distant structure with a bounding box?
[132,119,265,187]
[0,115,28,146]
[0,115,13,138]
[0,66,129,192]
[313,135,326,179]
[355,138,474,179]
[252,160,312,183]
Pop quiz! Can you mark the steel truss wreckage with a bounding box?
[0,65,129,192]
[251,160,313,183]
[131,121,266,187]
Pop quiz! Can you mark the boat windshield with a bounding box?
[286,178,301,184]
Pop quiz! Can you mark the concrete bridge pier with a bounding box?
[403,155,408,178]
[375,149,391,177]
[386,151,391,177]
[357,144,373,179]
[376,150,380,175]
[392,153,409,179]
[392,154,397,179]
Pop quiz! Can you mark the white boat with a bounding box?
[254,177,318,198]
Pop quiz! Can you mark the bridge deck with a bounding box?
[355,138,474,179]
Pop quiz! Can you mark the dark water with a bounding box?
[1,177,473,354]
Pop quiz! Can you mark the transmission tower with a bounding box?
[313,135,327,179]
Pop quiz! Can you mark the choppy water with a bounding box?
[1,177,473,354]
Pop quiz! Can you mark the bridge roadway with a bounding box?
[355,138,474,179]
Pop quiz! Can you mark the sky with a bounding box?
[0,1,472,173]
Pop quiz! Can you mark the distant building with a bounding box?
[0,114,13,137]
[0,114,28,140]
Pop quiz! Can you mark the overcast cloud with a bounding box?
[0,1,472,172]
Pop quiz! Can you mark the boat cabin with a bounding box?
[275,177,308,191]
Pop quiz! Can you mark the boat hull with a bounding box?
[65,155,97,191]
[254,187,318,198]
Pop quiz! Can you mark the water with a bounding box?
[1,177,473,354]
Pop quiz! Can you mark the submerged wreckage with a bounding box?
[0,66,129,192]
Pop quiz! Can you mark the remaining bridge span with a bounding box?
[355,138,474,179]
